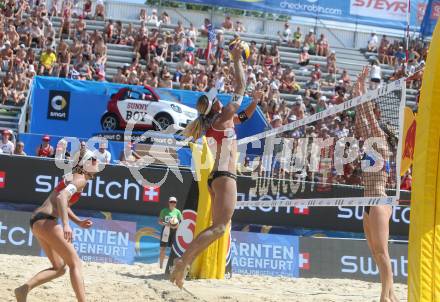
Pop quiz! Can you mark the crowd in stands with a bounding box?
[0,1,418,190]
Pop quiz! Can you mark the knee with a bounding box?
[212,224,227,236]
[53,264,67,276]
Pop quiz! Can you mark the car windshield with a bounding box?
[155,89,181,103]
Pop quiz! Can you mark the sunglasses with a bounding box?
[169,201,177,204]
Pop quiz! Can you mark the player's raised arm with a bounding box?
[218,39,246,122]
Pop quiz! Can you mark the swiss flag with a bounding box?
[294,206,310,215]
[143,186,160,202]
[299,253,310,270]
[0,171,5,188]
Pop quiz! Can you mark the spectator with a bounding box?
[235,21,246,32]
[316,34,329,57]
[1,41,13,72]
[160,11,171,25]
[339,69,351,86]
[194,68,208,92]
[74,15,87,40]
[401,172,412,190]
[305,75,320,100]
[14,141,26,156]
[36,135,54,157]
[326,50,337,74]
[119,142,141,164]
[83,0,92,18]
[271,114,283,128]
[394,46,406,66]
[12,73,28,105]
[39,46,57,75]
[94,142,111,164]
[59,15,71,39]
[56,43,71,77]
[304,29,316,54]
[1,72,13,104]
[378,35,390,64]
[159,71,173,88]
[139,8,147,21]
[148,8,160,27]
[292,26,302,48]
[0,129,14,154]
[311,64,322,80]
[95,0,105,20]
[298,47,310,66]
[321,68,336,88]
[30,21,43,48]
[370,59,381,89]
[367,32,378,52]
[278,22,291,44]
[158,196,182,269]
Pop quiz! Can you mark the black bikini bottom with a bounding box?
[30,212,57,228]
[207,171,237,188]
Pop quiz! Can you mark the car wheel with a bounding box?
[101,114,119,130]
[154,113,174,131]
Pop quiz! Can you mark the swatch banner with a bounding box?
[231,231,300,277]
[176,0,428,29]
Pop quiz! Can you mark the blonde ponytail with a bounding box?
[182,95,212,141]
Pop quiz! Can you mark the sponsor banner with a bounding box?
[0,210,40,256]
[176,0,428,29]
[0,203,165,264]
[70,218,136,264]
[0,155,411,237]
[0,155,194,217]
[231,231,299,277]
[299,237,408,283]
[421,0,440,37]
[29,77,266,141]
[47,90,70,120]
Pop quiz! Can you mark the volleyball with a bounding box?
[169,216,179,227]
[228,39,250,61]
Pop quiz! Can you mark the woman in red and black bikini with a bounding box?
[15,149,99,302]
[171,42,261,288]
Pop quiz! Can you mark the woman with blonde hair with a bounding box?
[170,44,260,289]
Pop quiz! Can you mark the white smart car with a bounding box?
[101,85,198,131]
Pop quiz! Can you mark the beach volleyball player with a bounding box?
[15,149,99,302]
[170,38,259,288]
[354,67,398,302]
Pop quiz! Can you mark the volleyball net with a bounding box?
[235,79,406,208]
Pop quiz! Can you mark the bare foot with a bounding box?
[170,259,189,289]
[14,285,29,302]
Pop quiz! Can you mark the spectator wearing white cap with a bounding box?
[0,129,15,154]
[158,196,182,269]
[304,29,316,54]
[1,41,13,72]
[271,114,283,128]
[148,8,160,27]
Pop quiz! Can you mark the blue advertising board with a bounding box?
[177,0,428,30]
[231,231,300,277]
[69,218,136,264]
[421,0,440,37]
[28,77,268,140]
